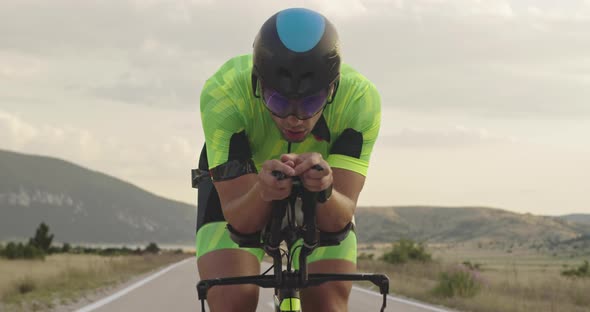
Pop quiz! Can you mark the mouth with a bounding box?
[283,129,307,141]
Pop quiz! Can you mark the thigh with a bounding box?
[198,248,262,312]
[290,229,357,269]
[196,221,265,260]
[294,231,358,312]
[300,259,355,312]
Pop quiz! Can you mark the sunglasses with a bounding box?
[261,85,331,120]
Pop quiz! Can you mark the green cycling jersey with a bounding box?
[200,54,381,177]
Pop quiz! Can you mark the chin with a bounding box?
[283,134,308,143]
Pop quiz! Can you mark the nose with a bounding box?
[285,115,303,126]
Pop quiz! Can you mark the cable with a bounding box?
[262,248,288,275]
[261,264,274,276]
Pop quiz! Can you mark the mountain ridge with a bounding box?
[354,206,588,247]
[0,149,196,245]
[2,149,587,250]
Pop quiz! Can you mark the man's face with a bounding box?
[270,111,323,143]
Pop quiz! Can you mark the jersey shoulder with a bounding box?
[200,54,254,115]
[335,63,381,119]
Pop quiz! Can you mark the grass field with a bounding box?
[357,244,590,312]
[0,252,191,311]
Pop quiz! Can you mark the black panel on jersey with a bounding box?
[330,128,363,159]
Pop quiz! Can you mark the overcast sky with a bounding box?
[1,0,589,215]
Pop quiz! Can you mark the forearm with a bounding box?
[221,182,272,234]
[316,188,356,232]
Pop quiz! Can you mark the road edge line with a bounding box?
[352,286,453,312]
[75,257,193,312]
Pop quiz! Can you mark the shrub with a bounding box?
[99,246,134,256]
[23,244,45,260]
[2,242,44,260]
[462,261,482,271]
[358,252,375,260]
[433,264,485,298]
[144,242,160,254]
[61,243,71,253]
[16,277,36,294]
[380,239,432,264]
[562,260,590,278]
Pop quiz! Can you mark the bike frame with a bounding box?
[192,168,390,311]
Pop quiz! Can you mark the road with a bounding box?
[74,258,453,312]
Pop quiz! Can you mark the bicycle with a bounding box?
[191,166,390,311]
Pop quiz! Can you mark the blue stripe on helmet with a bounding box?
[276,8,326,53]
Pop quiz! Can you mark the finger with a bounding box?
[280,153,299,163]
[292,158,316,175]
[303,168,328,180]
[265,159,296,176]
[259,170,278,187]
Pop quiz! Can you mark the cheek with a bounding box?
[306,116,322,129]
[270,115,281,125]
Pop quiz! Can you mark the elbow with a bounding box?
[227,221,261,235]
[319,214,353,233]
[224,210,264,234]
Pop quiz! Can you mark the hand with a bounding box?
[280,153,333,192]
[258,159,296,202]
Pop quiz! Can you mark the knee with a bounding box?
[302,281,351,312]
[207,284,258,312]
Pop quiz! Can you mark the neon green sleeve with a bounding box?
[199,60,247,169]
[328,80,381,176]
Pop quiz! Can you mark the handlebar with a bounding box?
[193,164,389,311]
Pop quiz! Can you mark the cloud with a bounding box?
[0,111,38,149]
[0,110,102,162]
[2,0,590,118]
[379,125,518,148]
[0,51,46,79]
[0,110,199,190]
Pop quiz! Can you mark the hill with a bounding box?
[0,149,196,245]
[560,214,590,227]
[355,206,586,249]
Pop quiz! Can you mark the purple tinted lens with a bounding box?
[299,91,328,118]
[263,88,291,118]
[263,87,328,119]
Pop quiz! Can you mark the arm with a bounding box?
[214,160,296,234]
[316,168,365,232]
[283,153,364,232]
[214,174,269,234]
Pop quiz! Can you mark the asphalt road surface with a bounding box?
[75,258,453,312]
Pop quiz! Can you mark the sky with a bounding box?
[1,0,589,216]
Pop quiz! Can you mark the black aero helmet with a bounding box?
[252,8,341,100]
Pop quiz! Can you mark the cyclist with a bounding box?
[195,7,381,312]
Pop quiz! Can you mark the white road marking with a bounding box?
[352,286,453,312]
[74,258,193,312]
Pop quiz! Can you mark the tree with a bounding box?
[145,242,160,254]
[29,222,54,253]
[61,243,71,253]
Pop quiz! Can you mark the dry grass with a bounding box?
[357,246,590,312]
[0,252,190,311]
